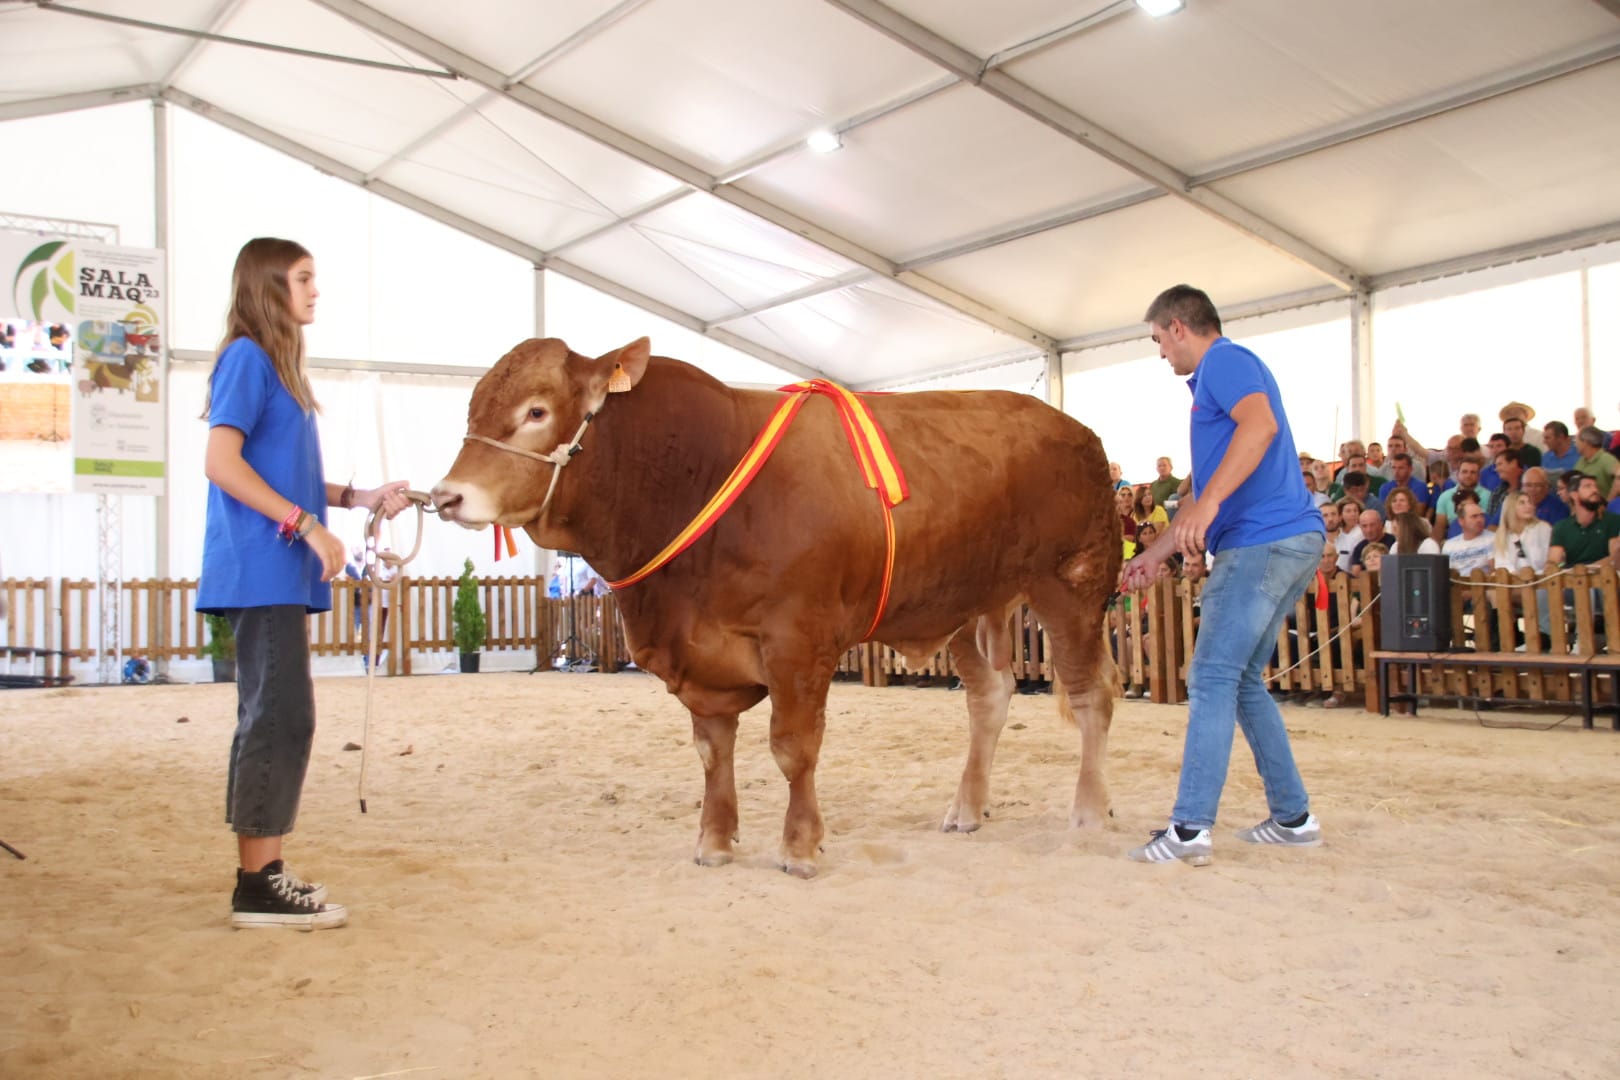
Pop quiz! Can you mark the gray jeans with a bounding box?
[224,605,316,837]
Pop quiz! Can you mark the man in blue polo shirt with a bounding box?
[1377,452,1432,510]
[1121,284,1325,866]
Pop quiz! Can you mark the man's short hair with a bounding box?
[1367,441,1383,452]
[1341,470,1368,489]
[1458,452,1484,468]
[1488,433,1508,446]
[1498,447,1523,467]
[1578,425,1605,448]
[1544,420,1569,439]
[1459,437,1480,453]
[1451,488,1482,509]
[1461,413,1480,424]
[1143,284,1222,335]
[1562,469,1583,490]
[1523,467,1549,487]
[1391,452,1412,465]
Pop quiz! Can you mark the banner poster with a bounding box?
[0,231,166,495]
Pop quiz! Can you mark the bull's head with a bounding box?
[431,336,650,534]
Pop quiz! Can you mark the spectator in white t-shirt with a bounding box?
[1441,499,1494,576]
[1491,491,1552,574]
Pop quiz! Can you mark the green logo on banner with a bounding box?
[11,240,76,322]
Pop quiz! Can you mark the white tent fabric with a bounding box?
[4,0,1617,384]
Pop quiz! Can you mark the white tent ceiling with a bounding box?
[5,0,1619,387]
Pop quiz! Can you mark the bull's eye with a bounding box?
[528,407,547,421]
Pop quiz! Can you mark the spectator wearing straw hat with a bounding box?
[1499,402,1544,451]
[1502,414,1541,469]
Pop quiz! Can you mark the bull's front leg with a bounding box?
[690,711,741,866]
[763,652,833,879]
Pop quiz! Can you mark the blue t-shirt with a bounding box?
[1535,492,1571,525]
[196,337,331,614]
[1378,474,1433,508]
[1540,447,1580,475]
[1186,338,1322,555]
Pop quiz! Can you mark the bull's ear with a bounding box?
[600,337,650,394]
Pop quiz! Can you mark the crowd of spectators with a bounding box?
[1108,401,1620,683]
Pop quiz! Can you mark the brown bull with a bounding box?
[431,337,1120,877]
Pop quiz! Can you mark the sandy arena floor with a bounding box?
[2,671,1618,1079]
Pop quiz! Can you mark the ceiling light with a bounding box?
[806,130,842,154]
[1135,0,1185,16]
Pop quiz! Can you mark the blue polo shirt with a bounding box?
[1378,474,1433,508]
[1186,337,1321,555]
[1541,446,1580,475]
[1536,492,1571,525]
[196,337,331,614]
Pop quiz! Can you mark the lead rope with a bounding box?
[357,489,436,814]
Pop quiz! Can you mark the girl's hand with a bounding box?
[364,482,414,520]
[304,522,347,582]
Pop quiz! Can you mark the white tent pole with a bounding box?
[1350,291,1375,444]
[1580,267,1593,413]
[153,98,174,678]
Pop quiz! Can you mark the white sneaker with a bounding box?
[1127,823,1212,866]
[1235,814,1322,847]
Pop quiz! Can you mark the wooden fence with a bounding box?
[3,566,1615,710]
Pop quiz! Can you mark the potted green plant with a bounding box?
[453,558,486,673]
[201,613,236,682]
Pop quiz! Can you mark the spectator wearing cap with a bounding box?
[1539,420,1580,476]
[1499,402,1545,450]
[1502,414,1542,469]
[1572,426,1618,501]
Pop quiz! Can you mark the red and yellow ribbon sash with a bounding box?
[607,379,908,641]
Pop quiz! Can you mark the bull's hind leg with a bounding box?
[761,649,835,879]
[941,615,1016,832]
[690,711,741,866]
[1033,589,1117,830]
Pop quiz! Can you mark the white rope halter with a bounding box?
[462,411,595,522]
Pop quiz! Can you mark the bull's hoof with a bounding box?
[694,850,733,868]
[1069,803,1112,830]
[779,860,818,880]
[941,801,988,833]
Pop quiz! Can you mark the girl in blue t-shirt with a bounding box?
[198,237,411,931]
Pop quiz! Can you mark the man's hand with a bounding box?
[1119,555,1160,594]
[1171,494,1220,562]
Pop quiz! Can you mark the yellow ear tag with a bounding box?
[607,364,632,393]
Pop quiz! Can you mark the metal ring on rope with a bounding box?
[357,489,436,814]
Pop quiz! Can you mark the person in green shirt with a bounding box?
[1572,426,1618,501]
[1148,456,1182,513]
[1538,474,1620,647]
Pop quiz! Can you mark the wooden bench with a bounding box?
[1374,650,1619,729]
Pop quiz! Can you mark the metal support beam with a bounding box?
[821,0,1363,291]
[546,189,692,256]
[0,85,156,122]
[703,269,874,328]
[311,0,1054,350]
[1057,285,1349,352]
[159,0,247,90]
[1044,347,1063,411]
[1368,219,1620,291]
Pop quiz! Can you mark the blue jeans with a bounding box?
[1172,531,1322,830]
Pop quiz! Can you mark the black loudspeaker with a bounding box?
[1379,553,1451,652]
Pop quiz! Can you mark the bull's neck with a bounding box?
[537,362,760,583]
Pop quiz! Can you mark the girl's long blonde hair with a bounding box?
[201,237,318,417]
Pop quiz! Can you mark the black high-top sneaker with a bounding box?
[231,860,347,930]
[270,862,327,905]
